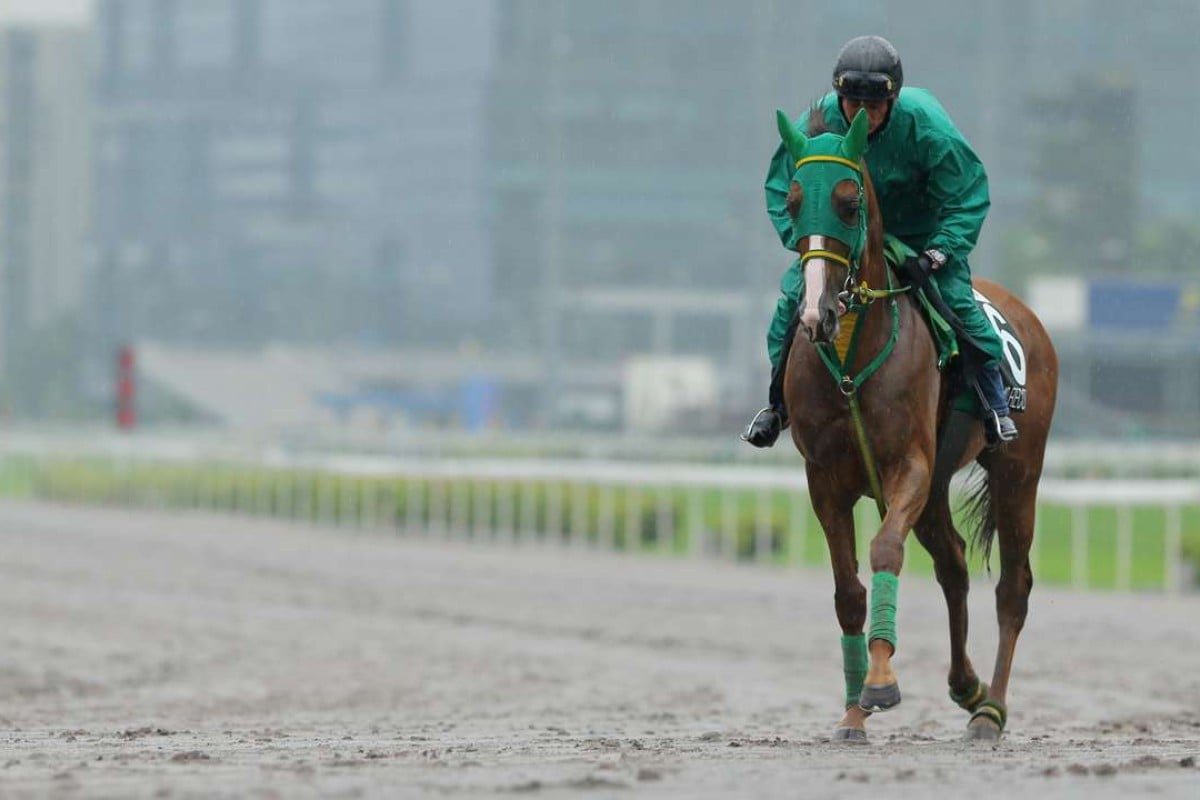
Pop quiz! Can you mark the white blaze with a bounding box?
[800,236,829,334]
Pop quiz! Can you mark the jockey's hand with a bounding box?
[921,249,947,271]
[899,255,933,287]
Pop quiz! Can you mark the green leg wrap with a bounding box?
[868,572,899,651]
[841,633,868,709]
[950,678,988,712]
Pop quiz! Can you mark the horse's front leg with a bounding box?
[808,473,870,741]
[858,458,932,712]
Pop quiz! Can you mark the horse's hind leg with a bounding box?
[969,471,1037,740]
[912,495,983,710]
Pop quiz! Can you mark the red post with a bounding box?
[117,345,136,430]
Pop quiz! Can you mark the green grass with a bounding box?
[3,456,1197,591]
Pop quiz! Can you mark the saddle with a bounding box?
[883,236,1027,416]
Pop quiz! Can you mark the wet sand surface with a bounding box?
[1,501,1197,798]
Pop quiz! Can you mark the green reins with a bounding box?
[794,149,909,520]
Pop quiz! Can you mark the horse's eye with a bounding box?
[832,180,859,225]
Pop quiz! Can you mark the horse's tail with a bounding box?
[961,465,997,568]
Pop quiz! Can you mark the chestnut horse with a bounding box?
[777,109,1058,741]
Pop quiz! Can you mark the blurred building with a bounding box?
[0,24,91,375]
[76,0,1200,435]
[489,1,789,426]
[488,0,1200,436]
[487,0,1032,427]
[90,0,494,352]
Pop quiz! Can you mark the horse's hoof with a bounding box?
[858,682,901,712]
[964,717,1002,742]
[832,727,868,744]
[965,701,1006,741]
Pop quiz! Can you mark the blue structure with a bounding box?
[1088,280,1181,331]
[317,376,501,431]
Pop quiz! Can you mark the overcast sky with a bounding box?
[0,0,91,23]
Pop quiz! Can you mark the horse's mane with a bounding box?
[805,100,836,136]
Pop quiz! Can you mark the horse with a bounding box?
[776,108,1058,741]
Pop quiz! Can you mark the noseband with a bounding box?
[799,235,857,317]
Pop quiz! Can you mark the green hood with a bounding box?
[774,108,869,265]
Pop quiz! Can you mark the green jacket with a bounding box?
[765,88,990,269]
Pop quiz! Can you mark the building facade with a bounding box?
[487,0,1200,434]
[0,25,91,374]
[80,0,1200,433]
[486,0,1045,425]
[489,1,790,425]
[90,0,494,352]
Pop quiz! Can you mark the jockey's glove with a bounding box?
[898,254,935,288]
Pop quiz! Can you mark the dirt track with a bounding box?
[1,501,1198,798]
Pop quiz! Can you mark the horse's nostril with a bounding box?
[817,307,840,343]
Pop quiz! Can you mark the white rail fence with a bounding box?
[306,456,1196,594]
[1,431,1194,594]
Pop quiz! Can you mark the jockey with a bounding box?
[743,35,1018,448]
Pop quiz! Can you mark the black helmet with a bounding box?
[832,35,903,101]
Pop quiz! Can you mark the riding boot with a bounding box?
[742,361,790,448]
[744,312,800,448]
[974,363,1018,444]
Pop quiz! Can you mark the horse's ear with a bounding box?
[776,109,807,164]
[842,108,869,163]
